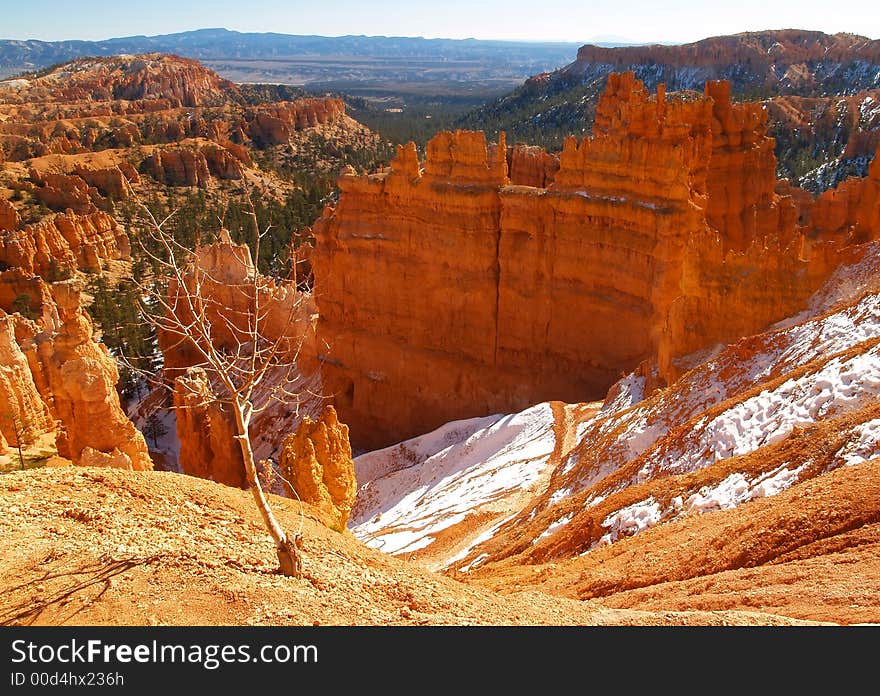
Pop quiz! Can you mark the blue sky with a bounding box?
[5,0,879,44]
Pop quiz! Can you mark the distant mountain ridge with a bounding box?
[457,29,880,187]
[565,29,880,94]
[0,27,582,77]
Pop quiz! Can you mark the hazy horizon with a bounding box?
[3,0,878,45]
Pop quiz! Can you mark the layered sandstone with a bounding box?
[0,56,346,164]
[160,233,322,485]
[0,269,58,328]
[158,230,318,374]
[0,54,240,108]
[30,171,101,214]
[566,30,880,94]
[0,311,54,447]
[23,281,152,470]
[808,154,880,241]
[279,406,357,529]
[507,145,559,188]
[0,278,152,469]
[0,210,130,276]
[245,99,346,146]
[73,165,139,199]
[173,367,245,488]
[314,73,879,448]
[141,148,211,187]
[202,144,244,180]
[0,199,20,231]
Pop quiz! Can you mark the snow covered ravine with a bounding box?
[349,243,880,571]
[349,403,558,567]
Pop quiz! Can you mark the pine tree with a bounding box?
[141,412,168,450]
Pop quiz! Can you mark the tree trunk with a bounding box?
[232,400,302,578]
[12,414,24,471]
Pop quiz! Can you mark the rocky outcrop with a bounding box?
[0,54,351,172]
[159,233,321,484]
[30,171,99,214]
[0,277,151,468]
[24,280,152,470]
[173,367,245,488]
[0,54,240,108]
[0,199,20,231]
[0,269,58,328]
[202,144,243,179]
[141,148,210,187]
[159,230,318,374]
[279,406,356,529]
[808,153,880,241]
[507,144,559,187]
[567,30,880,95]
[0,210,130,276]
[314,73,879,449]
[244,98,345,146]
[73,165,139,199]
[139,143,245,186]
[0,310,54,447]
[465,32,880,187]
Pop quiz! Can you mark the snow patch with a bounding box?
[648,347,880,475]
[600,497,661,544]
[548,486,572,506]
[682,464,806,514]
[444,513,517,568]
[459,553,489,573]
[537,512,574,541]
[601,373,645,414]
[684,473,751,513]
[834,418,880,467]
[351,403,557,558]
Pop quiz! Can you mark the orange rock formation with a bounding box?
[279,406,357,529]
[0,311,54,447]
[173,367,245,488]
[164,232,322,486]
[245,99,346,146]
[141,147,210,187]
[568,30,880,86]
[0,199,20,231]
[507,144,559,188]
[0,56,346,163]
[0,209,130,276]
[314,72,879,448]
[0,276,152,469]
[25,281,152,469]
[158,230,318,374]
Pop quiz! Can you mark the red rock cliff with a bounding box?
[0,209,130,276]
[24,281,153,469]
[313,73,879,449]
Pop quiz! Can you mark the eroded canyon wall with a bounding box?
[162,232,323,485]
[314,72,880,449]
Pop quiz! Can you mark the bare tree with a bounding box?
[128,197,318,578]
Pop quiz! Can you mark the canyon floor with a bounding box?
[0,466,861,627]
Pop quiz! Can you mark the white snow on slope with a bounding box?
[685,463,808,515]
[350,403,556,559]
[349,247,880,565]
[639,347,880,479]
[567,286,880,498]
[353,413,500,488]
[834,419,880,468]
[598,497,662,546]
[588,462,810,549]
[444,513,517,567]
